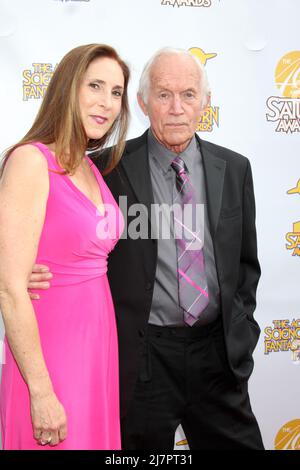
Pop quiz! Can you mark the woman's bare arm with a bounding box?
[0,145,67,446]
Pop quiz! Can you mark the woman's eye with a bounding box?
[89,83,99,89]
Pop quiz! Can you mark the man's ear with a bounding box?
[137,93,148,116]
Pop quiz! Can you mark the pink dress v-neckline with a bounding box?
[39,144,106,216]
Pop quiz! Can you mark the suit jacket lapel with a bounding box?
[121,130,154,221]
[197,136,226,237]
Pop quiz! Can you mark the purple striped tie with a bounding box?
[171,155,209,326]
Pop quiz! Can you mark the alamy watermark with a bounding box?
[96,198,205,251]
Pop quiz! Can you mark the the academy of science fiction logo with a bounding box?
[264,319,300,364]
[275,419,300,450]
[285,180,300,257]
[161,0,213,7]
[189,47,219,132]
[23,63,57,101]
[266,51,300,133]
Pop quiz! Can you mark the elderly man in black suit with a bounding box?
[29,48,264,450]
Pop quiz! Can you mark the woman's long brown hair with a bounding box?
[2,44,130,175]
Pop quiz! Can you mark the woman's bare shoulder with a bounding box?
[2,144,49,179]
[6,144,47,166]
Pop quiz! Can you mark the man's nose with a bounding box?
[170,96,184,114]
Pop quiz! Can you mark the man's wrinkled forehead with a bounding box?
[151,73,201,90]
[149,55,202,89]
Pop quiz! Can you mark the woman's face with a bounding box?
[78,57,125,140]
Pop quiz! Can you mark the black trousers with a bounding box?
[121,318,264,450]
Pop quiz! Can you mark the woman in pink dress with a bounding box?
[0,44,130,450]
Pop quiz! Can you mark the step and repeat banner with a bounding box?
[0,0,299,451]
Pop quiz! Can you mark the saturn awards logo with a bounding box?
[161,0,213,7]
[189,47,219,133]
[275,419,300,450]
[23,63,57,101]
[266,51,300,133]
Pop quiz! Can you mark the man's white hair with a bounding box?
[138,47,211,107]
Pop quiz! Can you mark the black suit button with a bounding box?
[146,282,153,291]
[138,329,145,337]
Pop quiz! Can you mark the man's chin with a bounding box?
[164,134,191,147]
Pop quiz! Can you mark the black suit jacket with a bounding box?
[93,130,261,419]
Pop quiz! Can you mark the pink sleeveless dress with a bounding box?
[0,143,124,450]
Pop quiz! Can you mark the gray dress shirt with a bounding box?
[148,129,220,326]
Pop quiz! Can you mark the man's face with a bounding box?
[138,54,208,153]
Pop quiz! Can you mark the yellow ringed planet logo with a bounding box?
[189,47,219,133]
[189,47,217,65]
[287,180,300,196]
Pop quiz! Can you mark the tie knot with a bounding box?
[171,156,186,177]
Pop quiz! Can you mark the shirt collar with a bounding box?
[148,127,199,175]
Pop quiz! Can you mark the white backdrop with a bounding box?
[0,0,299,451]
